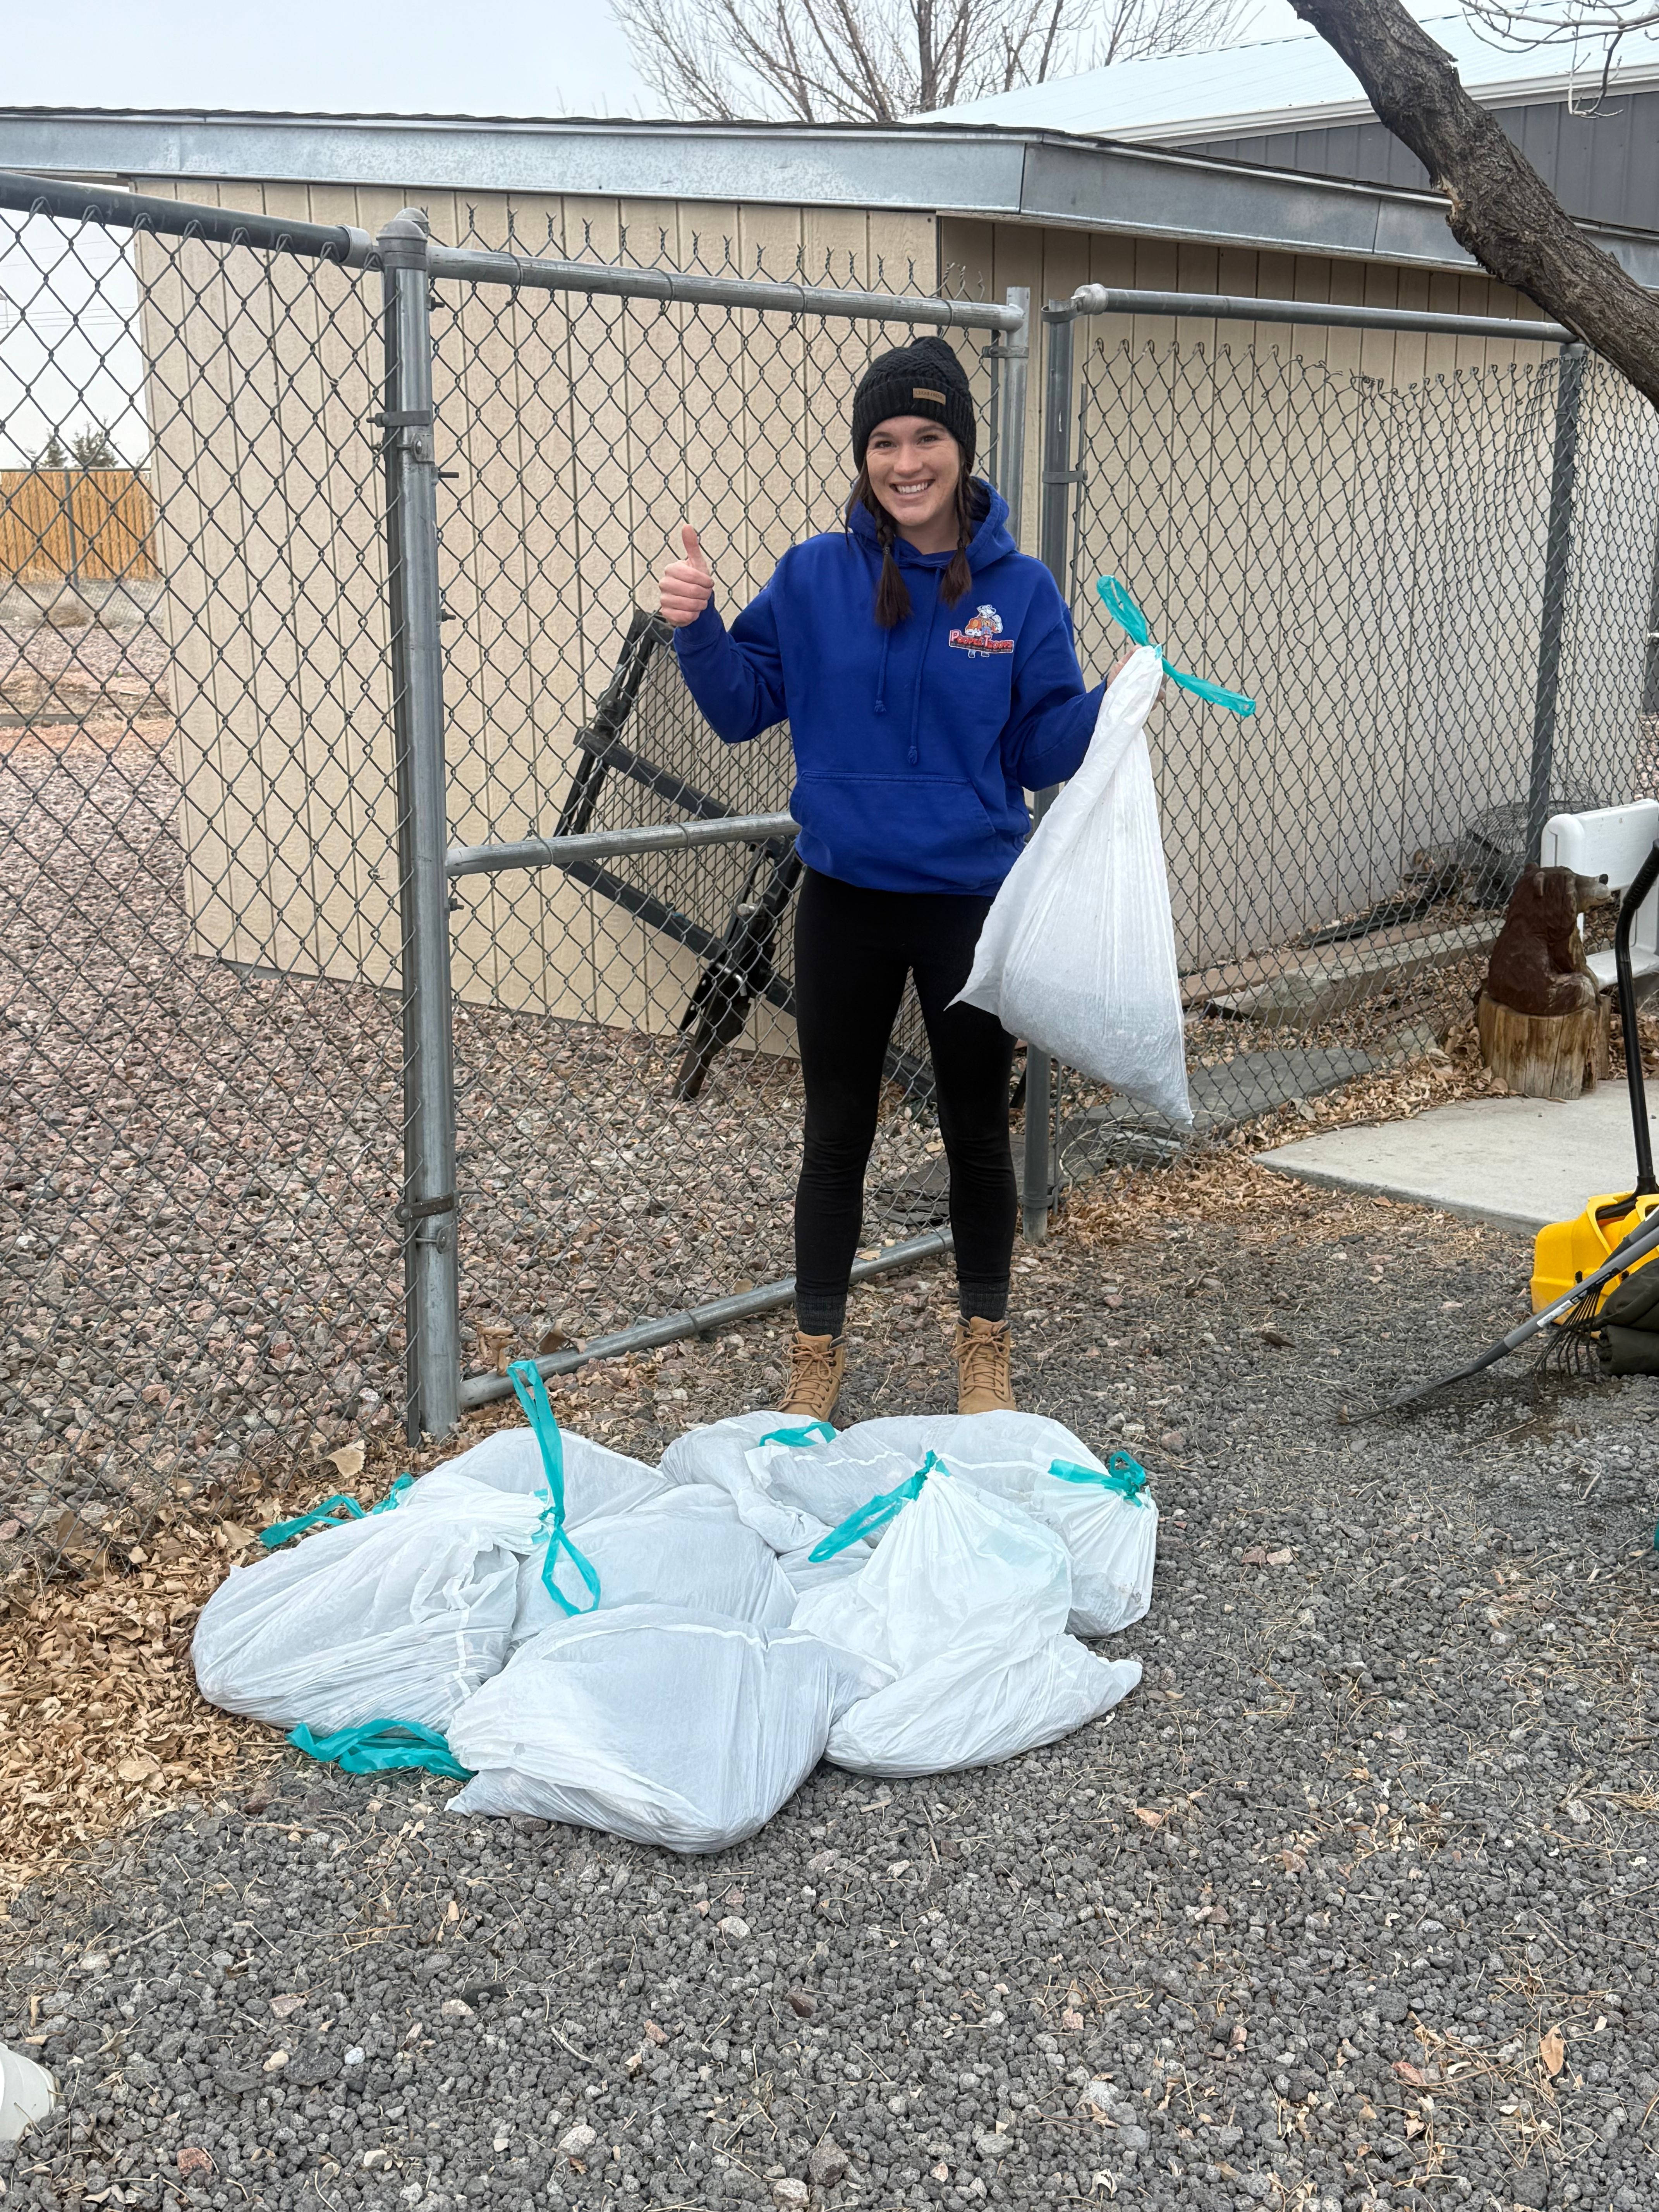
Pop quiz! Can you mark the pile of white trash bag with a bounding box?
[192,1362,1156,1855]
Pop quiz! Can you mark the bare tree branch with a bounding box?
[1461,2,1659,107]
[1289,0,1659,410]
[611,0,1254,123]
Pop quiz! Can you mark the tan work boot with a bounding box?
[779,1331,846,1424]
[955,1316,1014,1415]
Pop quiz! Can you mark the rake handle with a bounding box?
[1615,840,1659,1197]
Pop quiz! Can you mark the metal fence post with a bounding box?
[993,286,1031,539]
[1018,307,1080,1243]
[380,208,461,1442]
[1526,339,1586,864]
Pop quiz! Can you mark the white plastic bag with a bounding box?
[658,1411,832,1554]
[1027,1456,1158,1637]
[955,646,1191,1124]
[510,1502,796,1644]
[410,1422,666,1525]
[828,1630,1140,1778]
[192,1477,545,1735]
[763,1412,1104,1521]
[793,1463,1071,1666]
[776,1533,873,1598]
[446,1606,882,1852]
[793,1464,1138,1776]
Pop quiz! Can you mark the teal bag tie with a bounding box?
[508,1358,602,1618]
[757,1420,836,1447]
[260,1494,364,1547]
[260,1472,414,1549]
[287,1719,473,1782]
[1049,1451,1151,1505]
[1096,575,1256,718]
[808,1451,944,1563]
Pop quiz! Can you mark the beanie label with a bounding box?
[912,387,947,404]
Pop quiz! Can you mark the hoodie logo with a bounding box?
[949,603,1014,657]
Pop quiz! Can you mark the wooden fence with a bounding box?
[0,469,159,581]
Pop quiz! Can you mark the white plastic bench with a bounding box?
[1541,799,1659,992]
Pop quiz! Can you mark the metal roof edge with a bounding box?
[2,105,1654,284]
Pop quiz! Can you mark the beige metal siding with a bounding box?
[134,177,939,1051]
[940,220,1571,963]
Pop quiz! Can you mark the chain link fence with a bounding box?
[5,178,1659,1563]
[417,212,1022,1415]
[0,182,412,1566]
[0,175,1026,1556]
[1037,289,1659,1191]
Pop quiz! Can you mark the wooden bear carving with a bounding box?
[1477,863,1614,1098]
[1483,864,1612,1017]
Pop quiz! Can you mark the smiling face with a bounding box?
[864,416,963,548]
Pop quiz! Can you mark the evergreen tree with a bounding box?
[38,432,67,468]
[70,427,118,468]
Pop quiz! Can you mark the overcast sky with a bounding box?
[6,0,1313,120]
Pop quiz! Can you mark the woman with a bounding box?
[658,334,1111,1422]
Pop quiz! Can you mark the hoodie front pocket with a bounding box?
[793,773,1013,888]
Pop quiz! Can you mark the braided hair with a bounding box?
[847,462,976,630]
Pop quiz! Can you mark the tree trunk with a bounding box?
[1477,989,1611,1100]
[1289,0,1659,411]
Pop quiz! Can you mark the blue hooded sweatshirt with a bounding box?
[672,482,1103,897]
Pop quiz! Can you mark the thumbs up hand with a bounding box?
[658,522,715,629]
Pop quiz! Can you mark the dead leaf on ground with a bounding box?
[325,1440,365,1482]
[1393,2059,1428,2087]
[1133,1807,1165,1829]
[1540,2028,1566,2077]
[644,2020,669,2044]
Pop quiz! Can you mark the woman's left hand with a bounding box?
[1107,647,1170,700]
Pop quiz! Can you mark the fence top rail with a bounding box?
[421,238,1025,332]
[0,167,373,264]
[446,809,801,882]
[1057,282,1573,347]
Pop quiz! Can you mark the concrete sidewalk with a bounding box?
[1257,1081,1654,1232]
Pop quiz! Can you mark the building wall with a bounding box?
[129,175,1649,1006]
[132,176,943,1050]
[1180,88,1659,234]
[938,220,1652,965]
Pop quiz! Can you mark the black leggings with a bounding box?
[792,868,1017,1334]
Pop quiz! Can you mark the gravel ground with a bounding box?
[0,698,939,1529]
[2,1176,1654,2212]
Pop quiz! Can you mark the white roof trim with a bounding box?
[1139,59,1659,147]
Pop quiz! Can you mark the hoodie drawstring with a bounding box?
[907,575,939,766]
[874,625,891,716]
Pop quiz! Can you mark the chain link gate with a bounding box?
[1024,282,1659,1206]
[400,217,1029,1423]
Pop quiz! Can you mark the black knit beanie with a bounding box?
[851,334,975,472]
